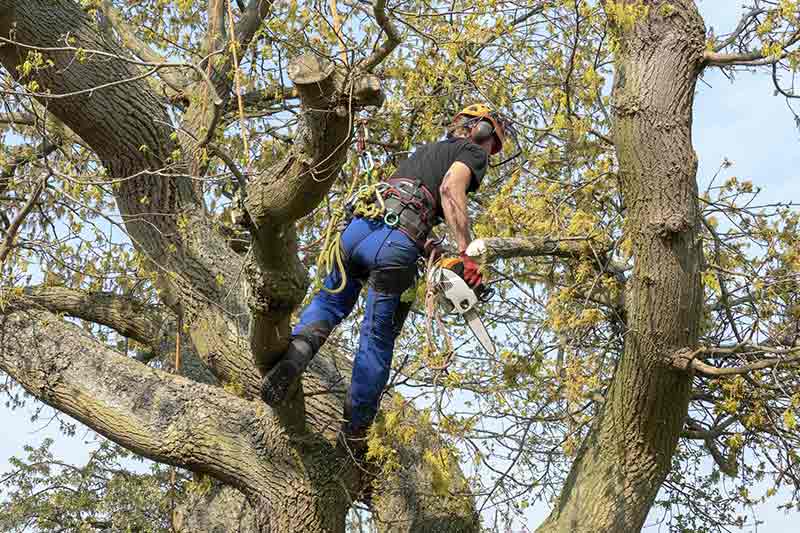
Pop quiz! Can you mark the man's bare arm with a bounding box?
[439,161,473,253]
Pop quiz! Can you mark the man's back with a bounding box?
[392,137,489,216]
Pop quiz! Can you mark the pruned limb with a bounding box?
[465,236,597,262]
[361,0,402,72]
[244,53,383,371]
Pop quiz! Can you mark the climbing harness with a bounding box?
[378,177,438,248]
[315,118,442,293]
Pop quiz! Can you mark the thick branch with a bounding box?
[2,286,163,348]
[681,416,737,440]
[0,310,278,489]
[703,50,771,66]
[243,53,383,370]
[465,235,627,288]
[465,236,596,262]
[0,111,36,126]
[692,353,800,377]
[236,0,274,50]
[0,0,262,391]
[704,30,800,67]
[0,309,361,531]
[225,86,298,116]
[673,344,800,377]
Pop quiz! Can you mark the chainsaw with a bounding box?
[426,257,496,355]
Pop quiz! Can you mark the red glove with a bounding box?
[460,252,483,288]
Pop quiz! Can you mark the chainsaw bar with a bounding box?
[427,262,497,356]
[464,309,496,355]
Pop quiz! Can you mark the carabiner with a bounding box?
[360,152,375,176]
[384,211,399,227]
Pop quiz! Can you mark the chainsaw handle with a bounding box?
[438,257,495,302]
[475,284,495,303]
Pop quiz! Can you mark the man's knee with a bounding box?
[293,320,332,353]
[368,265,417,295]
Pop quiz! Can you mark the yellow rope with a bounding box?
[315,159,384,294]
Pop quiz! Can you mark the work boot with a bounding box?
[260,337,315,407]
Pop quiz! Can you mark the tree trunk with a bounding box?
[536,2,705,531]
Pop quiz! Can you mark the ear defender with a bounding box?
[471,119,495,143]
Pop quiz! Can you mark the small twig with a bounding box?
[360,0,402,71]
[0,174,49,267]
[0,36,223,106]
[712,8,766,53]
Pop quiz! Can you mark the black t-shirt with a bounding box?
[391,137,488,217]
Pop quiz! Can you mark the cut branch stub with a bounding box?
[289,53,337,109]
[354,73,384,107]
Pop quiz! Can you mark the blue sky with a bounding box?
[3,1,800,531]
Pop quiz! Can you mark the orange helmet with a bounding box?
[453,103,506,155]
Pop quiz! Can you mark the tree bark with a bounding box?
[0,310,358,532]
[536,2,705,531]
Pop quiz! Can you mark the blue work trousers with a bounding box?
[293,217,419,430]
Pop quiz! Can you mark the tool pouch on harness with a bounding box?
[380,177,438,249]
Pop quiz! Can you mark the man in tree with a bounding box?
[260,103,507,443]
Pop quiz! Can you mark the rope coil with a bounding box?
[315,120,384,294]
